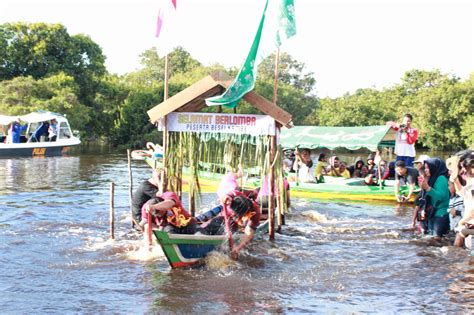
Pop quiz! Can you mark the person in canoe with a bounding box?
[142,191,198,235]
[292,148,315,183]
[314,153,328,183]
[199,190,261,260]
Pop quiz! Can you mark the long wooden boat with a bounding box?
[153,220,268,269]
[139,155,415,203]
[0,111,80,157]
[286,176,416,203]
[153,231,232,268]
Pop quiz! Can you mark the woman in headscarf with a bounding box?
[419,157,450,237]
[348,157,368,178]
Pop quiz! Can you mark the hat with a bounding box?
[414,154,430,164]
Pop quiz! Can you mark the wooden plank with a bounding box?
[147,75,221,123]
[147,71,293,128]
[243,91,293,127]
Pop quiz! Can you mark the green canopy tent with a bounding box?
[280,125,396,151]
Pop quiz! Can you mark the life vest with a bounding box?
[234,210,257,230]
[166,206,192,228]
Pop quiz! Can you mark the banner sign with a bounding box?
[159,112,276,136]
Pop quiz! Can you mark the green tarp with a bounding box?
[280,125,395,151]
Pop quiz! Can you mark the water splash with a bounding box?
[301,210,328,223]
[204,251,238,271]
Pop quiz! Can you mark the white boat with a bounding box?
[0,111,80,157]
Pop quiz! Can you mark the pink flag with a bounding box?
[155,0,178,57]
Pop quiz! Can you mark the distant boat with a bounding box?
[0,111,81,157]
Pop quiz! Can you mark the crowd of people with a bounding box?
[403,150,473,246]
[131,112,473,256]
[284,149,392,186]
[279,112,473,248]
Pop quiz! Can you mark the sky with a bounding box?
[1,0,473,98]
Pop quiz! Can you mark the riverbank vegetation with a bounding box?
[1,22,472,150]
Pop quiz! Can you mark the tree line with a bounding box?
[0,22,472,150]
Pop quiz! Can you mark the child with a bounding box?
[314,153,327,183]
[448,177,464,232]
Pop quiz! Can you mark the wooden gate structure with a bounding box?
[147,71,293,239]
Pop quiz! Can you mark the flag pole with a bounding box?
[161,54,170,194]
[272,48,280,104]
[164,54,169,100]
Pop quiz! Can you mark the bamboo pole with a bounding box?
[127,149,134,227]
[161,54,170,193]
[189,192,196,217]
[109,182,115,240]
[272,50,281,233]
[268,135,276,240]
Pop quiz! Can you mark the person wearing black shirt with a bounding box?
[394,160,419,202]
[131,170,162,227]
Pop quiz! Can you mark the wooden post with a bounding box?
[127,149,133,227]
[189,191,196,217]
[161,120,168,193]
[275,126,284,231]
[161,54,170,193]
[109,182,115,240]
[272,50,281,234]
[268,135,276,240]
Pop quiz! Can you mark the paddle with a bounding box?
[222,203,234,251]
[374,150,382,189]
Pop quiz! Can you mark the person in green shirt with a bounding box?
[419,158,450,237]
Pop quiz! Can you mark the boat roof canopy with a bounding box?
[280,125,396,151]
[0,111,66,125]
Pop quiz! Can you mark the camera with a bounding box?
[399,124,406,129]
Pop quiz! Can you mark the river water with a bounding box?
[1,152,473,314]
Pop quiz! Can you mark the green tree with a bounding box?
[0,23,106,89]
[110,83,163,148]
[126,46,202,86]
[0,73,91,133]
[258,52,316,94]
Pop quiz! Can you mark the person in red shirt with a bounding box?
[199,190,261,259]
[141,191,197,234]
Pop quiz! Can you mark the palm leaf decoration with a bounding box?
[164,130,288,216]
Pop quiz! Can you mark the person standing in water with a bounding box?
[132,169,162,228]
[387,113,419,167]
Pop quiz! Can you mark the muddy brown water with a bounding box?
[0,152,473,314]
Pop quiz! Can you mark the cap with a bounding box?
[414,154,430,164]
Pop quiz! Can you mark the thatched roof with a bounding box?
[147,71,293,127]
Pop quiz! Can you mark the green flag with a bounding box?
[206,0,296,108]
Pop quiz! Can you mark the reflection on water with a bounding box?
[0,152,473,313]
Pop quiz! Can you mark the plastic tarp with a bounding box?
[0,112,62,125]
[280,125,396,151]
